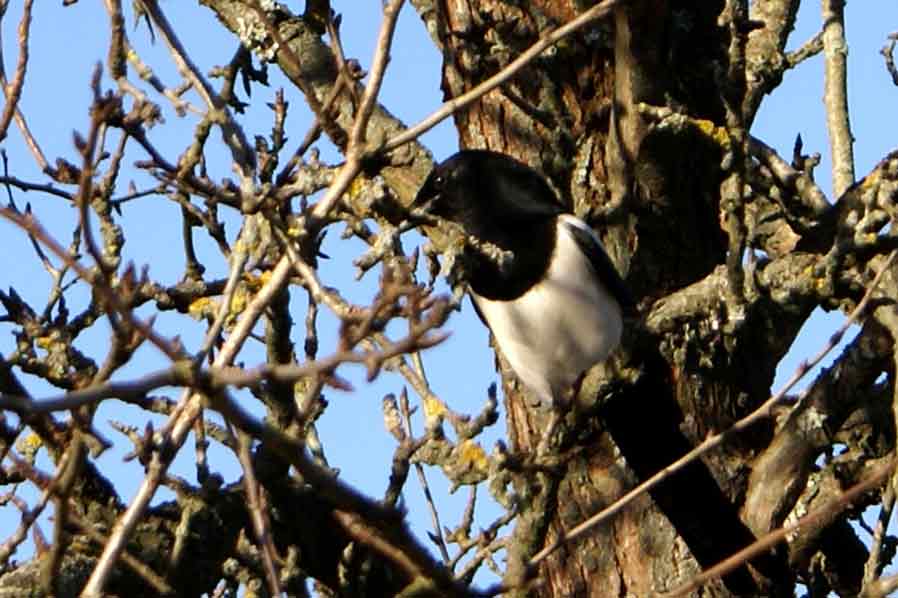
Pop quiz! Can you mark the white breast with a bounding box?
[472,217,623,405]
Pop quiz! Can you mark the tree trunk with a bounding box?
[421,1,849,595]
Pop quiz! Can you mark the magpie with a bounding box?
[414,151,793,590]
[415,150,633,433]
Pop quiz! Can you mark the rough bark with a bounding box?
[2,0,897,596]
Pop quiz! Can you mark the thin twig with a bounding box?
[274,71,347,186]
[0,97,49,171]
[862,477,896,591]
[234,427,282,597]
[75,81,118,277]
[400,387,451,564]
[0,337,444,412]
[109,186,162,207]
[0,369,179,414]
[0,456,57,567]
[102,0,200,116]
[348,0,404,148]
[749,135,830,218]
[0,176,72,201]
[193,246,248,367]
[0,0,34,143]
[786,31,825,69]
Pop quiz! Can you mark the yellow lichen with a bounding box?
[19,433,42,451]
[858,172,878,191]
[457,439,488,471]
[423,395,446,420]
[695,118,730,149]
[188,297,218,320]
[242,272,262,291]
[242,270,273,291]
[348,175,368,199]
[230,287,249,315]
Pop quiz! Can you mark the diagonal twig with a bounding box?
[234,427,282,597]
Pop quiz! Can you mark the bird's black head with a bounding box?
[414,150,563,238]
[414,151,480,223]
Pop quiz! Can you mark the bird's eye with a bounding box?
[432,174,445,188]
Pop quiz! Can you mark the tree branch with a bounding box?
[822,0,856,196]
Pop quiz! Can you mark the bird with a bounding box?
[414,150,633,447]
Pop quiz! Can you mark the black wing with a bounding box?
[469,293,489,327]
[560,217,635,314]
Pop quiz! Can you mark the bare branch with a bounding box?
[308,0,405,221]
[0,0,34,142]
[348,0,404,149]
[79,256,296,598]
[400,386,451,564]
[822,0,856,196]
[863,572,898,598]
[235,428,282,597]
[862,479,896,592]
[786,31,825,68]
[750,135,830,216]
[0,206,183,362]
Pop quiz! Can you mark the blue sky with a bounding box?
[1,0,897,590]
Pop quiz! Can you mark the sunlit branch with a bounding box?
[822,0,856,197]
